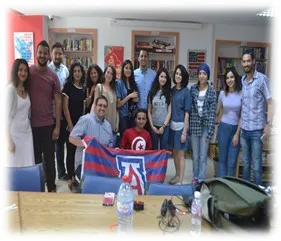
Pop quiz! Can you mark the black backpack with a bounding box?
[200,176,271,231]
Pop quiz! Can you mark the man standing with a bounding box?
[69,96,113,180]
[29,40,62,192]
[240,49,273,185]
[134,49,156,110]
[48,42,69,180]
[121,109,152,150]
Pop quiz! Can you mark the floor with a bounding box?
[55,153,215,193]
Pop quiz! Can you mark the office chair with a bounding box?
[81,175,122,194]
[147,182,194,196]
[6,164,45,192]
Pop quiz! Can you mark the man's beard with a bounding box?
[37,59,47,67]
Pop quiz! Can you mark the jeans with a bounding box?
[218,122,240,177]
[240,129,263,185]
[191,126,209,182]
[150,125,169,150]
[119,116,135,139]
[55,120,68,178]
[32,125,56,192]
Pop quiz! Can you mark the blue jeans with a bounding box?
[240,129,263,185]
[218,122,240,177]
[150,125,169,150]
[191,126,209,182]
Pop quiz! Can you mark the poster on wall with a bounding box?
[104,46,124,79]
[187,49,206,81]
[14,32,35,65]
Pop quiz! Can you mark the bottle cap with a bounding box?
[122,175,129,182]
[194,191,201,199]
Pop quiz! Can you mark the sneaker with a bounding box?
[191,178,198,184]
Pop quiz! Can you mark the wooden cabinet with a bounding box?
[213,40,271,90]
[48,28,97,69]
[131,30,179,76]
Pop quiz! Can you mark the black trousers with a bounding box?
[32,125,56,192]
[66,131,77,180]
[55,120,68,178]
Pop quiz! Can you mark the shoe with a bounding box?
[68,181,81,193]
[58,173,68,181]
[191,178,198,184]
[169,176,179,185]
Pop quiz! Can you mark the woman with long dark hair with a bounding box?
[62,62,86,192]
[147,67,171,150]
[169,65,192,185]
[85,64,103,113]
[115,59,139,138]
[7,58,35,167]
[217,66,242,176]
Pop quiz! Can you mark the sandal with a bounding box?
[169,176,179,185]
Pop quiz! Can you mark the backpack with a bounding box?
[200,176,271,232]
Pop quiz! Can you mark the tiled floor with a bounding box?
[55,154,215,193]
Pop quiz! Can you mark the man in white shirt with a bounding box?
[48,42,69,180]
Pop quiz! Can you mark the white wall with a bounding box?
[47,17,270,85]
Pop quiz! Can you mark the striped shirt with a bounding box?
[70,113,113,169]
[241,70,271,131]
[189,84,217,139]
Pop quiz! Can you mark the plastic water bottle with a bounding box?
[190,191,202,236]
[117,175,134,232]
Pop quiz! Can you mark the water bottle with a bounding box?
[117,175,134,232]
[190,191,202,236]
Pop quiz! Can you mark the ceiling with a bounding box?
[10,4,273,27]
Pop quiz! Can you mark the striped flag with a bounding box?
[82,136,171,195]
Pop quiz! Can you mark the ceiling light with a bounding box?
[256,9,276,17]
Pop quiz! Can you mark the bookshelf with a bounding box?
[131,31,179,77]
[214,40,271,91]
[48,28,97,69]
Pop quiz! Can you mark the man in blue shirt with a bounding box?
[134,49,156,109]
[48,42,69,180]
[69,96,113,180]
[240,49,273,185]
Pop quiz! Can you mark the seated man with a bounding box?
[69,96,113,180]
[121,109,152,150]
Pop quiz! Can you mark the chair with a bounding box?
[147,182,194,196]
[81,175,122,194]
[6,164,45,192]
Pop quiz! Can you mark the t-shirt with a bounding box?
[62,81,86,125]
[150,90,169,127]
[171,87,191,122]
[218,91,242,126]
[29,65,61,127]
[197,89,207,117]
[121,128,152,150]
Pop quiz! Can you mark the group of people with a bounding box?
[7,39,273,193]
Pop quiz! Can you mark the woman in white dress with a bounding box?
[7,58,35,167]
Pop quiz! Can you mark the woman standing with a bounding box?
[190,63,217,183]
[115,60,139,138]
[217,67,242,176]
[62,62,86,192]
[85,64,103,113]
[168,65,191,185]
[7,58,35,167]
[147,67,171,150]
[92,65,119,146]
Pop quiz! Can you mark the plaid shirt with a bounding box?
[189,83,217,139]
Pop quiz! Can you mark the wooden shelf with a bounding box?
[48,28,97,68]
[214,40,271,90]
[131,30,179,73]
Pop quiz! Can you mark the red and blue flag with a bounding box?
[82,136,171,195]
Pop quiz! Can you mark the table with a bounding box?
[7,192,211,234]
[6,191,21,233]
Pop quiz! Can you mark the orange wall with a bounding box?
[7,10,44,72]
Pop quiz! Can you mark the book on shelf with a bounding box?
[62,38,93,51]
